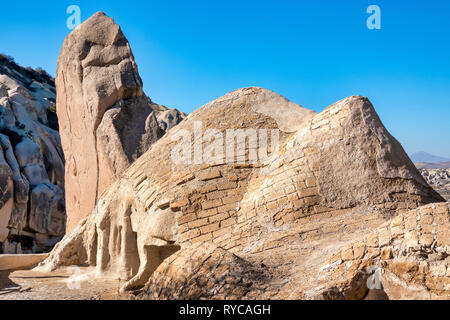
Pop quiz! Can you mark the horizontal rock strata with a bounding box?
[39,86,447,299]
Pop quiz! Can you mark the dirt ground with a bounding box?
[0,267,133,300]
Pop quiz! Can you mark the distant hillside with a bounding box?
[415,161,450,169]
[410,151,450,163]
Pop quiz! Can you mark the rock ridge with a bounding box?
[56,12,186,232]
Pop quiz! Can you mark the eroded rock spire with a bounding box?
[56,12,185,232]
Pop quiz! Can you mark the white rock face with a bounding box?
[0,54,65,253]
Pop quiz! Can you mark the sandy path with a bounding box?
[0,267,132,300]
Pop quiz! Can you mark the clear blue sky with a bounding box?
[1,0,449,157]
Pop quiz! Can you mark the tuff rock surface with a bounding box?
[318,202,450,300]
[39,84,448,299]
[56,12,185,232]
[420,168,450,201]
[0,54,65,253]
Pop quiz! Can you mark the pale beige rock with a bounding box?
[0,54,65,253]
[0,253,48,271]
[39,86,445,299]
[155,106,187,132]
[56,12,184,232]
[250,89,316,132]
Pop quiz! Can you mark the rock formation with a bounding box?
[420,168,450,201]
[415,161,450,169]
[39,83,448,299]
[55,12,185,232]
[139,243,271,300]
[317,202,449,300]
[0,54,65,253]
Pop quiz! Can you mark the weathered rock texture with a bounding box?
[318,202,450,300]
[139,243,271,300]
[420,168,450,201]
[416,161,450,169]
[0,54,65,254]
[0,253,48,271]
[39,85,447,299]
[56,12,185,232]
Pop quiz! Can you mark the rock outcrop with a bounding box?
[420,168,450,201]
[138,243,271,300]
[416,161,450,169]
[55,12,185,232]
[0,54,65,253]
[39,85,447,299]
[317,202,450,300]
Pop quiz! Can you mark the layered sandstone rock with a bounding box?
[317,202,450,300]
[39,86,447,299]
[55,12,185,232]
[0,54,65,253]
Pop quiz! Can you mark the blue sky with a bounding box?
[1,0,449,157]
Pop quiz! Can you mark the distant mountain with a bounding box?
[419,168,450,201]
[409,151,450,163]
